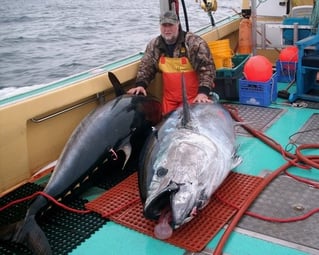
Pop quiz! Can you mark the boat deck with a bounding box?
[1,82,319,255]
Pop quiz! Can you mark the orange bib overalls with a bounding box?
[158,56,199,114]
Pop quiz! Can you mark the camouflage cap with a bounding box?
[160,11,179,25]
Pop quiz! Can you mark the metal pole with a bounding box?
[251,0,257,55]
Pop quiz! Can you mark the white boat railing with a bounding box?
[257,22,314,49]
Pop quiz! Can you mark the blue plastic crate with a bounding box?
[276,60,296,83]
[239,73,278,107]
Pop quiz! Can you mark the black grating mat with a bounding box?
[95,167,136,190]
[238,174,319,253]
[0,183,107,255]
[293,113,319,144]
[0,182,43,225]
[224,104,286,136]
[40,199,107,255]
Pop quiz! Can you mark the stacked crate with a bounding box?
[239,73,278,107]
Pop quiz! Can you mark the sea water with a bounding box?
[0,0,240,99]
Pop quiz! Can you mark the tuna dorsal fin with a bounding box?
[108,71,126,97]
[181,72,191,128]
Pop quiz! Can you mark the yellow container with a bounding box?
[208,39,231,49]
[208,39,233,69]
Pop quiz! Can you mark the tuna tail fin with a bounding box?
[0,216,52,255]
[108,71,126,97]
[181,72,191,128]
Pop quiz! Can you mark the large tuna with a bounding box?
[138,84,241,239]
[0,72,162,254]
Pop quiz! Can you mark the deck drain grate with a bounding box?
[238,174,319,251]
[224,104,286,136]
[295,99,319,110]
[0,183,107,255]
[86,172,263,252]
[293,113,319,144]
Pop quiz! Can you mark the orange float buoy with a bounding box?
[279,46,298,62]
[243,55,273,82]
[237,18,252,54]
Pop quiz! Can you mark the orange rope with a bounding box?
[213,160,295,255]
[0,189,141,219]
[295,144,319,169]
[0,191,92,214]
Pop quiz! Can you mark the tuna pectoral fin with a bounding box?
[8,216,52,255]
[231,154,242,169]
[120,143,132,170]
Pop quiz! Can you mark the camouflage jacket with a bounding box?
[135,30,216,96]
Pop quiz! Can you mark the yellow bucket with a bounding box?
[208,39,233,69]
[208,39,231,49]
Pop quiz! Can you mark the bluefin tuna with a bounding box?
[0,72,162,254]
[138,92,241,238]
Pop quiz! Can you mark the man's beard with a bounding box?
[163,35,178,45]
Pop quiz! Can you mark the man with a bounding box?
[127,10,216,114]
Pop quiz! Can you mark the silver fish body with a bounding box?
[139,102,241,229]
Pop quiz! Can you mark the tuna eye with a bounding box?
[157,167,168,177]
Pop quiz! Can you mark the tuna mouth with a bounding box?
[143,182,179,221]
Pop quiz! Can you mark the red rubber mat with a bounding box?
[86,172,263,252]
